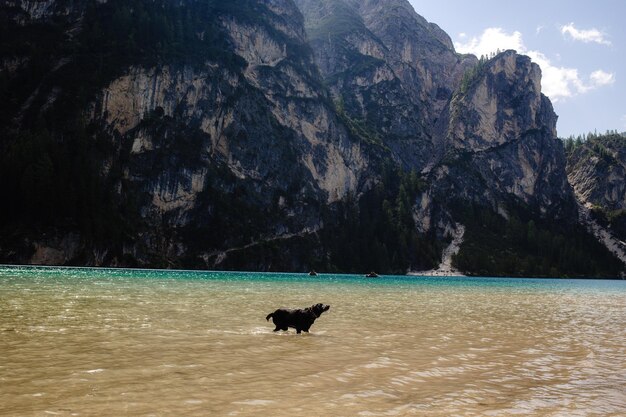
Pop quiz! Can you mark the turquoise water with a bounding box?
[2,264,623,288]
[1,265,625,416]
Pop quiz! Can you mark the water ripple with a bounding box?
[1,267,625,416]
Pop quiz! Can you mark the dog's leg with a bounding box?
[273,327,281,332]
[296,329,302,334]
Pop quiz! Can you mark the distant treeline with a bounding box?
[451,203,623,278]
[561,130,625,155]
[318,160,442,274]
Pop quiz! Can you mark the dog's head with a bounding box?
[310,303,330,318]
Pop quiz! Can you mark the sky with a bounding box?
[408,0,625,137]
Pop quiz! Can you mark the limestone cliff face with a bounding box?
[3,0,87,25]
[297,0,575,232]
[1,0,370,268]
[566,134,626,243]
[561,134,626,272]
[567,135,626,212]
[428,51,574,218]
[91,2,366,206]
[295,0,476,170]
[447,53,552,151]
[90,0,369,267]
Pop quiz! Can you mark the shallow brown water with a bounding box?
[1,268,625,416]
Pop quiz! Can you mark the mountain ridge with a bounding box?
[0,0,623,277]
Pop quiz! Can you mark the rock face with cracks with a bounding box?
[567,134,626,244]
[434,51,575,218]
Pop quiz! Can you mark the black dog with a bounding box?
[266,303,330,334]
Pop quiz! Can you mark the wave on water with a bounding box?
[1,265,625,416]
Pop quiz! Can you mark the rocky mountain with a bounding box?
[1,0,370,270]
[294,0,476,170]
[0,0,623,277]
[566,133,626,243]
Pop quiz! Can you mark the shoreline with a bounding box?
[407,223,466,277]
[407,269,467,277]
[1,263,624,280]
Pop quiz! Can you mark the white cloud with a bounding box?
[455,27,524,57]
[561,23,611,46]
[536,25,544,35]
[454,27,615,102]
[590,70,615,87]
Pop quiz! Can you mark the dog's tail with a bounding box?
[266,312,274,321]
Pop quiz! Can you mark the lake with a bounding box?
[1,266,625,416]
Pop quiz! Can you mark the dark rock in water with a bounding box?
[365,271,379,278]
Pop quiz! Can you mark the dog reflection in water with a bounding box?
[266,303,330,334]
